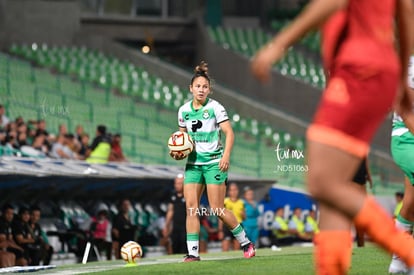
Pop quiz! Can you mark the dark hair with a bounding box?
[190,61,210,85]
[30,205,41,212]
[97,125,106,135]
[2,203,14,212]
[18,207,29,216]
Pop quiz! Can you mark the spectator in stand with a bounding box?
[50,134,76,159]
[31,133,48,157]
[13,207,41,266]
[0,130,6,146]
[16,122,28,147]
[29,206,53,266]
[74,125,85,143]
[58,124,68,136]
[90,210,112,260]
[5,120,17,134]
[17,131,28,149]
[15,116,24,127]
[65,133,80,158]
[4,132,18,156]
[86,125,111,164]
[0,105,10,129]
[111,199,137,259]
[31,120,51,152]
[34,120,48,138]
[0,204,27,266]
[77,134,90,160]
[109,133,127,162]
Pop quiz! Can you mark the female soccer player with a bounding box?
[389,55,414,274]
[251,0,414,274]
[170,61,255,262]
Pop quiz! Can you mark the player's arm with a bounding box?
[251,0,348,82]
[219,120,234,172]
[394,0,414,119]
[15,233,34,245]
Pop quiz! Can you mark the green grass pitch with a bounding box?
[35,245,392,275]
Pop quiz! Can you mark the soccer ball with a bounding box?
[168,131,194,158]
[120,241,142,264]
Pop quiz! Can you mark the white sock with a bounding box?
[186,233,199,257]
[231,224,250,247]
[395,219,413,233]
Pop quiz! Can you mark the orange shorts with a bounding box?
[307,65,398,157]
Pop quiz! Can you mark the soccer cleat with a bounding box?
[183,255,201,262]
[389,255,408,274]
[242,242,256,258]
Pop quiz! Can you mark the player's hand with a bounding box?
[219,155,230,172]
[169,151,186,160]
[251,42,285,83]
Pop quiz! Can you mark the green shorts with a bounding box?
[391,132,414,184]
[184,163,227,185]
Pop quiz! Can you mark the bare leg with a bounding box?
[399,177,414,221]
[183,183,205,257]
[206,184,239,229]
[184,183,205,237]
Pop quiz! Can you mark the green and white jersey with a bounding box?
[178,98,229,165]
[392,55,414,136]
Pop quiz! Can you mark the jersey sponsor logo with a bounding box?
[191,120,203,132]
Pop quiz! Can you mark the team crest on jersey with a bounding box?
[203,110,210,119]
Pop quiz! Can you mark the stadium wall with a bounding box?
[0,0,80,49]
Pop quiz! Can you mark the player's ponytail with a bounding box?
[191,61,210,85]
